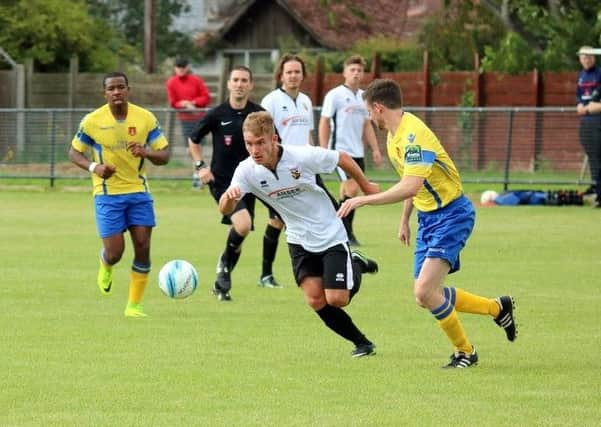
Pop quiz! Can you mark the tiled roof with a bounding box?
[204,0,442,50]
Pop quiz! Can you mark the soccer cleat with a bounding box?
[97,260,113,295]
[494,296,517,342]
[351,343,376,358]
[351,250,379,274]
[215,257,232,292]
[258,275,283,288]
[443,346,478,368]
[124,303,147,318]
[212,285,232,301]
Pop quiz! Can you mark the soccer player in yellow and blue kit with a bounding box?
[68,72,170,317]
[338,79,517,368]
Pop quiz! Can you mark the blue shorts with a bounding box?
[414,195,475,278]
[95,193,156,238]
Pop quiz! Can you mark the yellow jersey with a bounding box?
[71,103,168,195]
[387,112,462,212]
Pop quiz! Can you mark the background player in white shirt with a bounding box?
[219,111,380,357]
[319,55,382,246]
[256,54,315,288]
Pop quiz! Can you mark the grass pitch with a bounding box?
[1,183,600,426]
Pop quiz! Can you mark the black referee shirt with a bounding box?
[189,101,264,185]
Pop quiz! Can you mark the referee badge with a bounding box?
[290,168,301,179]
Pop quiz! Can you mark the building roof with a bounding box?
[196,0,442,50]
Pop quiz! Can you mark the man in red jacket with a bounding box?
[166,58,212,141]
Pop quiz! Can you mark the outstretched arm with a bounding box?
[337,175,423,217]
[337,152,380,195]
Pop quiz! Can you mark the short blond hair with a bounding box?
[243,111,275,137]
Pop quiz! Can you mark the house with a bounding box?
[192,0,442,74]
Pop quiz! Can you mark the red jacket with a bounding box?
[165,73,211,121]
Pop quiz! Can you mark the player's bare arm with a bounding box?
[218,186,242,215]
[337,175,423,217]
[127,143,170,165]
[398,199,413,246]
[586,100,601,114]
[318,116,331,149]
[337,152,379,195]
[363,120,382,166]
[68,147,116,179]
[188,138,214,184]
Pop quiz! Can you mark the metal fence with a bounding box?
[0,107,591,189]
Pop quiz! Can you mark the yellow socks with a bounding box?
[128,262,151,304]
[444,287,500,317]
[432,297,472,353]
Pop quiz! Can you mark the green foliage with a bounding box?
[88,0,200,65]
[0,0,133,71]
[481,32,539,73]
[353,36,422,72]
[419,2,506,71]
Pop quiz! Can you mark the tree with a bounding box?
[87,0,202,65]
[479,0,601,72]
[0,0,135,71]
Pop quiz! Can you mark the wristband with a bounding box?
[88,162,98,173]
[194,160,207,170]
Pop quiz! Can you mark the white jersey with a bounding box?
[321,85,369,158]
[231,145,347,252]
[261,89,314,146]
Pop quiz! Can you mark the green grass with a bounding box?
[1,185,600,426]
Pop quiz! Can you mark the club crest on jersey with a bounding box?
[405,145,422,164]
[224,135,232,146]
[128,127,136,136]
[407,133,416,143]
[290,167,301,179]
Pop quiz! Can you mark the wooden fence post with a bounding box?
[371,53,381,78]
[422,50,430,107]
[313,55,324,105]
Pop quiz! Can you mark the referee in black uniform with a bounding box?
[188,66,273,301]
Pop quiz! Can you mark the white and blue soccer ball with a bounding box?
[480,190,499,205]
[158,260,199,299]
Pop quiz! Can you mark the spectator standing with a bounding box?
[166,58,211,186]
[576,46,601,198]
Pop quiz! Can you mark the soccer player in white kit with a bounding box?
[219,111,380,357]
[319,55,382,246]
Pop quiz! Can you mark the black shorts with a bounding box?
[209,181,256,227]
[288,243,359,290]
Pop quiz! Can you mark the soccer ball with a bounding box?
[158,260,199,299]
[480,190,499,205]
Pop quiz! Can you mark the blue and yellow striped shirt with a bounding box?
[387,112,462,212]
[71,103,168,195]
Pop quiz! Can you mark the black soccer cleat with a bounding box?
[212,285,232,301]
[351,250,379,274]
[351,343,376,358]
[215,257,232,292]
[443,346,478,368]
[494,296,517,342]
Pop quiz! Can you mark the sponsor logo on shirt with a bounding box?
[281,115,309,127]
[260,180,268,188]
[408,133,416,143]
[335,272,345,282]
[268,186,302,200]
[405,145,422,164]
[221,121,233,126]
